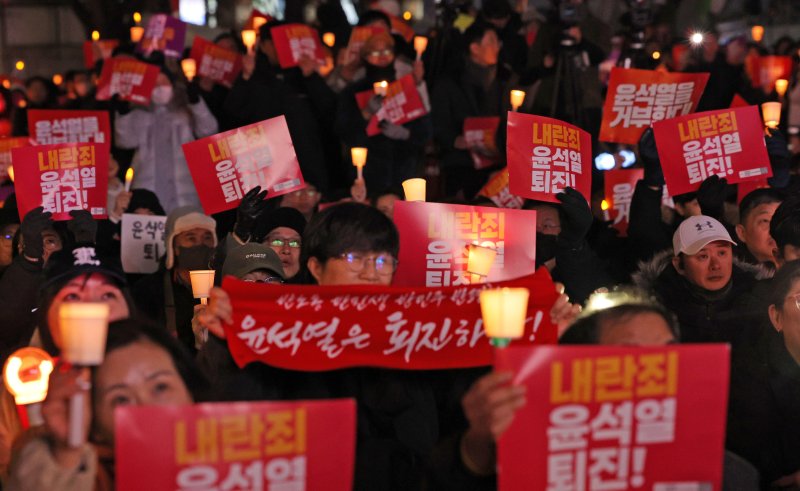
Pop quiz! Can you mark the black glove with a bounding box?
[68,210,97,244]
[638,127,664,187]
[365,94,384,116]
[697,175,728,219]
[378,120,411,140]
[111,94,131,115]
[233,186,269,241]
[186,79,200,104]
[556,187,593,246]
[21,207,53,261]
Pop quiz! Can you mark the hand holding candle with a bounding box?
[480,288,530,347]
[124,168,134,192]
[190,270,216,305]
[775,78,789,98]
[4,347,54,427]
[242,29,257,55]
[181,58,197,82]
[510,90,525,112]
[323,32,335,48]
[373,80,389,96]
[762,102,781,130]
[351,147,367,181]
[414,36,428,60]
[130,26,144,43]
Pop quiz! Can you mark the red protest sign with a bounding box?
[393,200,536,287]
[496,345,729,490]
[478,168,524,209]
[464,116,501,170]
[345,26,387,63]
[95,57,160,105]
[244,9,273,30]
[12,142,109,221]
[27,110,111,147]
[730,94,749,108]
[355,74,427,136]
[189,37,243,88]
[388,14,415,42]
[270,24,326,69]
[748,56,793,91]
[600,68,709,145]
[223,270,558,371]
[116,400,356,491]
[737,178,770,204]
[182,116,305,215]
[604,168,643,237]
[507,112,592,203]
[137,14,187,58]
[653,105,771,196]
[82,40,118,69]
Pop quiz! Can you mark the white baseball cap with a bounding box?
[673,215,736,256]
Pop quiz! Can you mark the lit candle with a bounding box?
[133,12,142,24]
[190,270,216,305]
[467,243,497,283]
[479,288,530,347]
[253,16,267,31]
[751,25,764,43]
[242,29,257,55]
[323,32,335,48]
[373,80,388,96]
[601,198,611,221]
[15,60,24,71]
[181,58,197,81]
[91,30,100,42]
[510,89,525,112]
[52,74,63,86]
[124,168,134,192]
[130,26,144,43]
[351,147,367,181]
[3,347,54,428]
[402,178,426,202]
[7,166,14,183]
[762,101,781,129]
[414,36,428,60]
[775,78,789,98]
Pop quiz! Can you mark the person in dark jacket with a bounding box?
[734,188,783,270]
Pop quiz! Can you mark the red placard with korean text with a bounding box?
[478,168,524,209]
[137,14,187,58]
[82,40,118,69]
[600,68,709,145]
[116,400,356,491]
[222,269,558,371]
[392,201,536,287]
[182,116,305,215]
[12,142,109,221]
[653,105,771,196]
[0,137,30,179]
[464,116,501,170]
[244,9,273,30]
[496,345,729,491]
[747,56,793,91]
[604,168,643,236]
[507,112,592,203]
[270,24,327,69]
[95,58,160,105]
[345,26,387,63]
[189,37,243,88]
[355,74,427,136]
[27,110,111,148]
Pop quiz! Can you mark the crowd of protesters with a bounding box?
[0,0,799,489]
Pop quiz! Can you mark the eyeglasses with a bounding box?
[244,277,284,284]
[366,49,393,58]
[290,189,319,198]
[268,238,301,249]
[337,252,397,275]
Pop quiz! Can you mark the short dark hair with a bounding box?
[357,10,391,29]
[770,195,800,249]
[463,21,497,49]
[767,259,800,312]
[739,188,783,224]
[559,303,680,345]
[302,202,399,266]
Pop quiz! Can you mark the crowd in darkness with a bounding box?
[0,0,799,489]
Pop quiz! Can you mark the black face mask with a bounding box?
[175,245,214,271]
[536,233,558,268]
[365,62,396,83]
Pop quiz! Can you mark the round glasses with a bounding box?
[337,252,397,275]
[269,238,301,249]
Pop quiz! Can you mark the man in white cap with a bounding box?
[634,215,770,344]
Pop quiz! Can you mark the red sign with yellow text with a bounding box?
[189,37,243,88]
[653,105,771,196]
[95,57,160,105]
[223,270,558,371]
[82,40,118,69]
[746,55,793,91]
[355,74,427,136]
[182,116,305,215]
[478,168,524,209]
[345,26,387,63]
[271,24,327,69]
[600,68,709,144]
[464,116,501,170]
[507,112,592,203]
[392,201,536,287]
[12,142,108,221]
[496,345,729,490]
[27,110,111,148]
[116,400,356,491]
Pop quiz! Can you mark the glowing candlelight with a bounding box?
[242,29,257,54]
[181,58,197,81]
[190,270,215,305]
[467,243,497,283]
[762,102,781,129]
[414,36,428,60]
[59,303,110,366]
[373,80,388,96]
[402,178,426,202]
[133,12,142,24]
[323,32,335,48]
[91,30,100,42]
[510,89,525,112]
[130,26,144,43]
[124,168,134,192]
[775,78,789,98]
[7,166,14,183]
[480,288,530,347]
[751,25,764,43]
[52,74,63,85]
[3,347,54,428]
[351,147,367,181]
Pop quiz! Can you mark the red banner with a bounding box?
[600,68,709,144]
[222,269,559,371]
[464,116,501,170]
[345,26,387,63]
[388,14,414,42]
[507,112,592,203]
[747,55,793,91]
[653,105,771,196]
[496,345,729,490]
[137,14,187,58]
[11,142,109,221]
[271,24,326,69]
[0,137,31,180]
[478,168,524,209]
[82,40,119,69]
[116,400,356,491]
[355,74,427,136]
[392,200,536,287]
[182,116,305,215]
[95,58,160,105]
[189,37,243,88]
[27,110,111,148]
